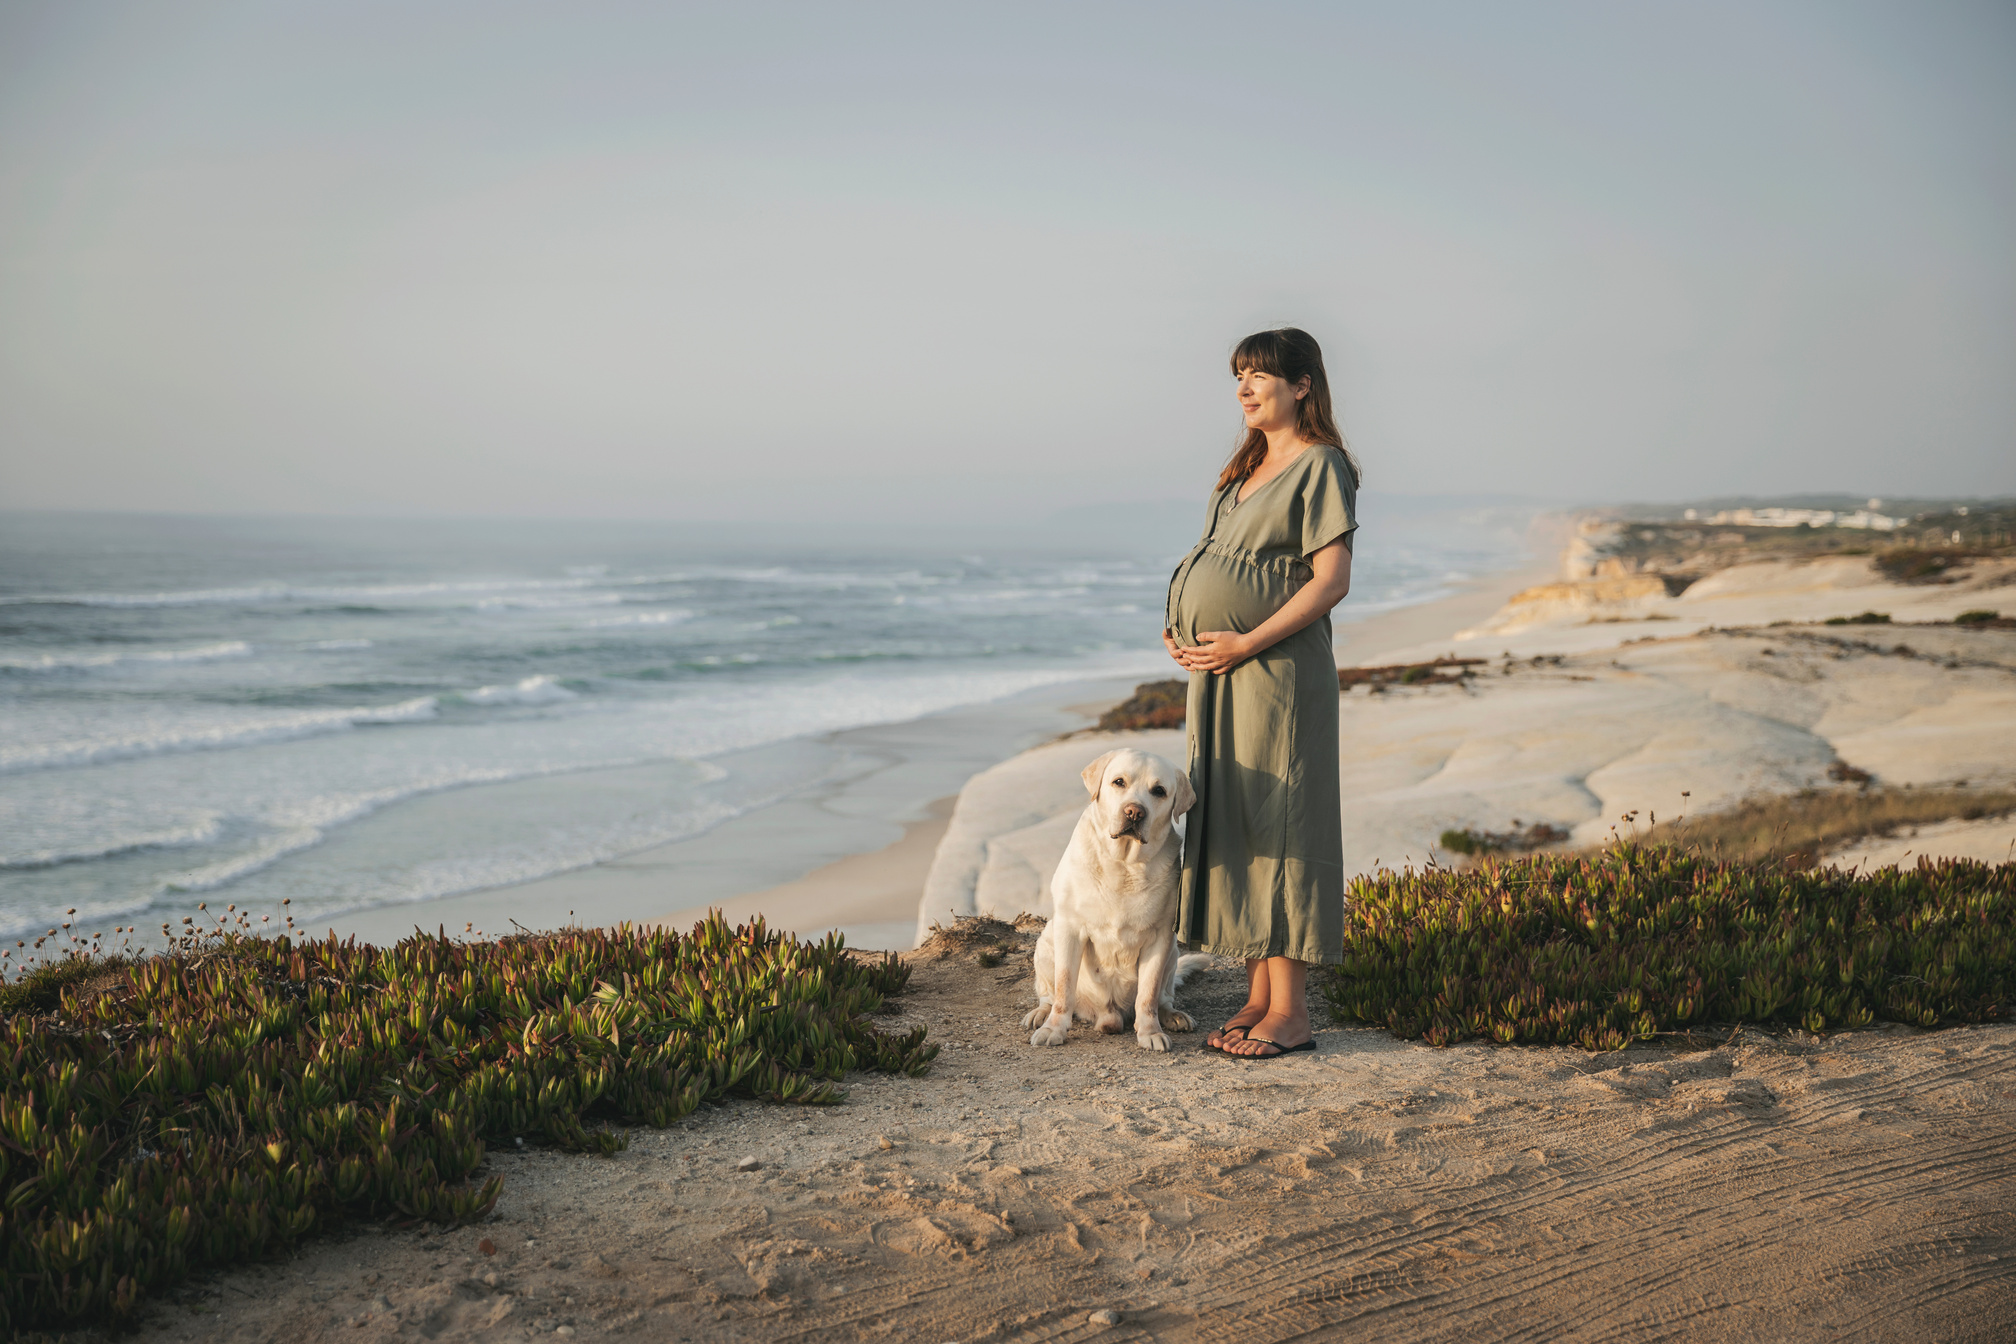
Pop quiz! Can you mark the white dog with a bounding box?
[1022,747,1206,1051]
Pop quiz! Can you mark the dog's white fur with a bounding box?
[1022,747,1205,1051]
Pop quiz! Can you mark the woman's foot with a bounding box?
[1204,1007,1267,1051]
[1219,1008,1312,1057]
[1205,961,1270,1051]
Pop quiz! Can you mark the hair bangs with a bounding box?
[1229,329,1292,379]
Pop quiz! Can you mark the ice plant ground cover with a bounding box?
[1327,846,2015,1050]
[0,915,933,1335]
[7,854,2013,1335]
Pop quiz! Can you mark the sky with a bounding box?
[0,1,2011,530]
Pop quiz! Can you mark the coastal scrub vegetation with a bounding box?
[1338,656,1484,691]
[1574,502,2016,586]
[1097,679,1186,731]
[1438,821,1571,856]
[1875,549,1983,584]
[1327,845,2014,1051]
[1,915,933,1335]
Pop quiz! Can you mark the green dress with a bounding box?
[1164,444,1357,964]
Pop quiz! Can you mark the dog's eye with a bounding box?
[1150,785,1167,797]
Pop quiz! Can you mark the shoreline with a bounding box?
[317,672,1150,949]
[321,534,1572,952]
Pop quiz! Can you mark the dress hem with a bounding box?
[1180,939,1343,966]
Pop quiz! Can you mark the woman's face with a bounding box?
[1236,365,1310,435]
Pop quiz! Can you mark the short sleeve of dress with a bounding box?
[1298,446,1358,556]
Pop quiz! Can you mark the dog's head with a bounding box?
[1079,747,1195,848]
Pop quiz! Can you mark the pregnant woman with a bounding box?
[1163,327,1358,1059]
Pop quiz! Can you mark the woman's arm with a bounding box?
[1169,537,1352,674]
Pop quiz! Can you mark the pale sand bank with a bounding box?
[1426,554,2016,664]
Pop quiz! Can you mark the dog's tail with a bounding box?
[1172,952,1212,989]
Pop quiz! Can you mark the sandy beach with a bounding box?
[124,526,2016,1343]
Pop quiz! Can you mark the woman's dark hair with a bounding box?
[1217,327,1360,491]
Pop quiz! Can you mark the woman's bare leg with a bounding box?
[1221,958,1311,1056]
[1205,959,1271,1048]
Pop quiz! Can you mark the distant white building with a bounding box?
[1679,506,1901,531]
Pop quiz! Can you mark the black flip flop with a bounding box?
[1224,1034,1315,1060]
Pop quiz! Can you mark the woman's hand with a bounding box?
[1172,629,1255,674]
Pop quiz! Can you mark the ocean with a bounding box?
[0,502,1541,954]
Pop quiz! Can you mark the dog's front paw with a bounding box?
[1137,1030,1172,1052]
[1028,1022,1069,1047]
[1161,1008,1196,1032]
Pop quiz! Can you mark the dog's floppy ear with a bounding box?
[1170,769,1197,817]
[1080,750,1118,799]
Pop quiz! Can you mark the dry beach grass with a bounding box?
[1632,785,2016,868]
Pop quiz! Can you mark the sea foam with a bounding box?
[461,676,578,706]
[586,609,694,628]
[0,641,254,673]
[0,696,441,774]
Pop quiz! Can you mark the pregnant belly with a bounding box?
[1168,551,1301,643]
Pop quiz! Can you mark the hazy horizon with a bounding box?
[3,2,2012,527]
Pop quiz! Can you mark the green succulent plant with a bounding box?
[0,914,934,1334]
[1325,847,2013,1051]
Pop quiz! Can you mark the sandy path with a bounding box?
[137,924,2016,1344]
